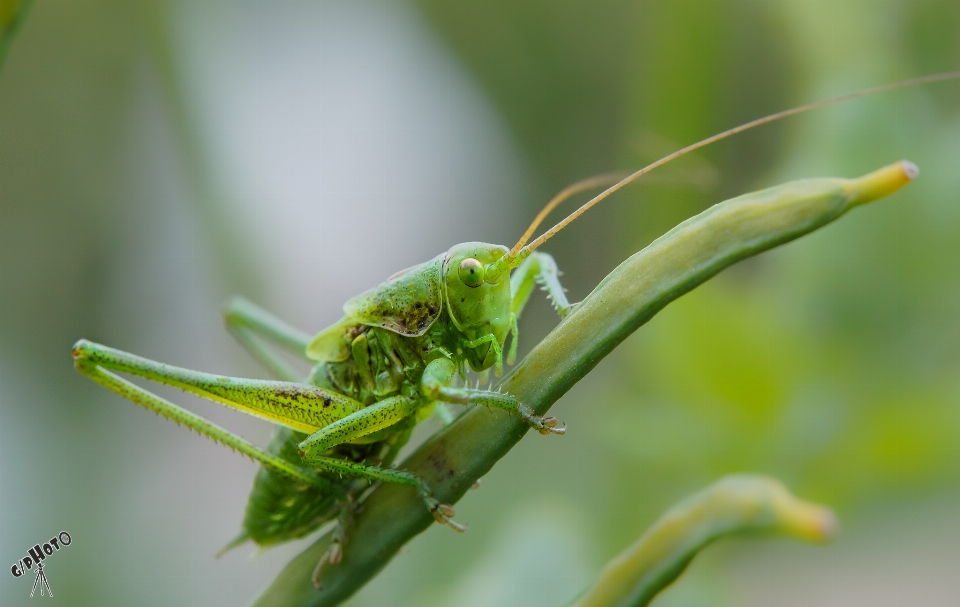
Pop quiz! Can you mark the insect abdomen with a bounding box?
[241,426,339,546]
[240,323,448,548]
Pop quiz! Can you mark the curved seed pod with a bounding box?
[251,161,916,607]
[567,475,837,607]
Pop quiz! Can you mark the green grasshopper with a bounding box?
[72,239,578,582]
[71,71,960,587]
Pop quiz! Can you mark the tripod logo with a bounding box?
[9,531,72,597]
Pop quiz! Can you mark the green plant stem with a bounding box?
[566,475,837,607]
[251,161,916,607]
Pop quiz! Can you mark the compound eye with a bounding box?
[458,258,484,288]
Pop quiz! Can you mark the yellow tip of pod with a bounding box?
[845,160,919,207]
[767,479,840,544]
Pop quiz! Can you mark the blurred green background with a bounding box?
[2,1,960,606]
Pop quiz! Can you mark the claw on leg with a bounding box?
[312,539,343,590]
[311,535,344,590]
[519,405,566,435]
[312,506,351,590]
[537,415,566,435]
[424,497,468,532]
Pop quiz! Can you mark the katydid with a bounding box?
[72,71,960,588]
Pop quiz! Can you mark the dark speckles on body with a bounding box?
[275,386,299,399]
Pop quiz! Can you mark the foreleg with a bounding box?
[505,252,575,365]
[510,251,576,320]
[464,333,503,374]
[422,358,565,435]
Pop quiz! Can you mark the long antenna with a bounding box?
[518,70,960,255]
[510,172,628,257]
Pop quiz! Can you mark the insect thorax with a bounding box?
[309,314,465,406]
[242,313,477,548]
